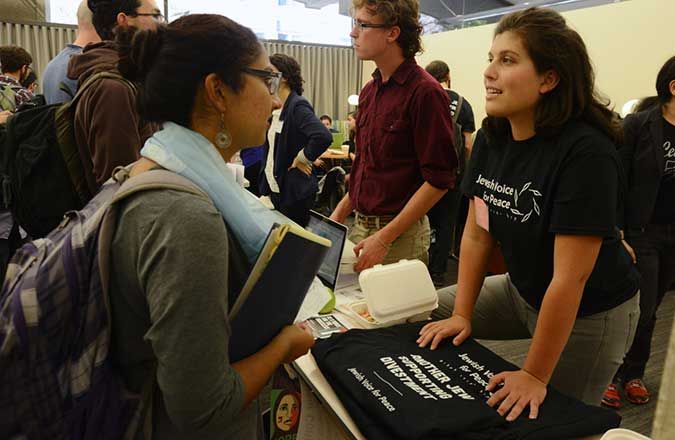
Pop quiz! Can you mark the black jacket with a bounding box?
[259,91,332,205]
[620,106,666,230]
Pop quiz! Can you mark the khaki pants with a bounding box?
[348,215,430,266]
[432,274,640,405]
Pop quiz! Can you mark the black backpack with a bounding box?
[0,71,135,238]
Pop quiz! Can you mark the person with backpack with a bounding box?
[0,13,314,440]
[418,7,640,420]
[424,60,477,286]
[66,0,163,195]
[0,46,34,112]
[0,46,34,283]
[601,55,675,409]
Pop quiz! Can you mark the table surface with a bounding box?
[293,274,606,440]
[320,149,349,160]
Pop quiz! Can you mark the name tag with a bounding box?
[474,196,489,232]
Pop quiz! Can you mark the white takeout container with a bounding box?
[348,259,438,328]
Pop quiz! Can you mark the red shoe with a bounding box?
[601,383,622,409]
[624,379,650,405]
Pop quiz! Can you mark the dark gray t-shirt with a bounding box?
[109,188,257,440]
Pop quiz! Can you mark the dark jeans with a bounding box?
[616,223,675,381]
[427,187,461,276]
[270,192,314,227]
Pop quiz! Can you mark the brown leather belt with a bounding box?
[354,212,396,229]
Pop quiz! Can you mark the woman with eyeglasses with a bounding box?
[418,7,640,420]
[110,15,314,439]
[259,53,333,227]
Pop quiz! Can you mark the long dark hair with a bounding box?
[116,14,262,127]
[483,8,621,145]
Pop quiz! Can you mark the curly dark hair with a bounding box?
[270,53,304,96]
[88,0,141,40]
[352,0,423,59]
[0,46,32,73]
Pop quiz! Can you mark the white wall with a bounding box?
[361,0,672,125]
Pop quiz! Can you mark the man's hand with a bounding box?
[289,157,312,176]
[353,232,390,272]
[486,370,547,422]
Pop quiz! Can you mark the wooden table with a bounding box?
[320,149,349,160]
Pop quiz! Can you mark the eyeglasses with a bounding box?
[351,18,390,32]
[129,12,166,23]
[242,67,283,95]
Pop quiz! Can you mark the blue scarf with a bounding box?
[140,122,288,262]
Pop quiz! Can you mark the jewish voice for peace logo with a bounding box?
[510,182,542,223]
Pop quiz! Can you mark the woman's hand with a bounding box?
[275,324,315,364]
[289,157,312,176]
[417,314,472,350]
[486,369,547,421]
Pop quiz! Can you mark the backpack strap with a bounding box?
[68,71,137,109]
[452,94,464,124]
[58,81,75,99]
[0,84,17,112]
[97,166,211,440]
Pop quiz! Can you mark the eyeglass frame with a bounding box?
[351,18,391,32]
[129,12,166,22]
[242,67,283,95]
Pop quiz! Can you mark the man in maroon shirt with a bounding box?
[330,0,457,272]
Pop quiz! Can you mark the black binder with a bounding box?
[228,223,331,362]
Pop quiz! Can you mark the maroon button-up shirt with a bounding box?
[349,59,457,215]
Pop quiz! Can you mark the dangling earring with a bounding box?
[215,113,232,150]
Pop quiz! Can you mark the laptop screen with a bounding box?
[306,210,347,290]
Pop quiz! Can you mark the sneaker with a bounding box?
[624,378,650,405]
[601,383,622,409]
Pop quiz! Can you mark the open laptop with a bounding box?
[306,210,349,291]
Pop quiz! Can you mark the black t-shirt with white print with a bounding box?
[313,323,621,440]
[461,121,639,316]
[650,118,675,224]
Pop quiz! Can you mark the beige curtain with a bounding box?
[0,21,77,82]
[0,21,362,121]
[264,41,361,122]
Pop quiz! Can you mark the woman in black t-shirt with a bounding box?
[602,56,675,409]
[417,7,640,421]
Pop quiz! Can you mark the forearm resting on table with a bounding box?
[378,182,447,245]
[523,278,585,383]
[523,234,601,383]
